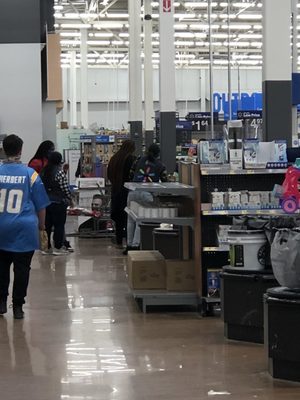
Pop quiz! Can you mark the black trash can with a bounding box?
[140,222,160,250]
[220,266,277,344]
[264,287,300,382]
[153,228,182,259]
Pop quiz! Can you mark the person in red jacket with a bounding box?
[28,140,55,174]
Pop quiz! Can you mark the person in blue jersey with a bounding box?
[0,134,50,319]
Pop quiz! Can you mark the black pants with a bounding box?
[111,189,128,245]
[0,250,34,306]
[45,202,67,249]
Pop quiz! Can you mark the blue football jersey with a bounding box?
[0,163,50,252]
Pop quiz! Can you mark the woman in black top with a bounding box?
[40,152,72,255]
[107,140,136,247]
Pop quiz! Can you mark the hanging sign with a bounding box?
[163,0,171,12]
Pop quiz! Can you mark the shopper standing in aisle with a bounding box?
[40,151,73,255]
[107,140,136,248]
[124,143,168,254]
[28,140,55,174]
[0,135,49,319]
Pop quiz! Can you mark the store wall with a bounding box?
[58,67,262,129]
[0,44,43,162]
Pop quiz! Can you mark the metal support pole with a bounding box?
[227,0,232,121]
[292,0,298,143]
[80,28,89,129]
[144,0,154,149]
[208,0,214,138]
[70,50,77,127]
[128,0,143,155]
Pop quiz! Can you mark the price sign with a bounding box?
[237,110,263,127]
[186,112,219,132]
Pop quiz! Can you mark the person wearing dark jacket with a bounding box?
[107,140,136,248]
[28,140,55,174]
[40,152,72,255]
[124,143,168,254]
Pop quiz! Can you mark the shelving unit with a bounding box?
[125,181,198,312]
[198,165,286,316]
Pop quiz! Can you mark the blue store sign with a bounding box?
[213,92,262,120]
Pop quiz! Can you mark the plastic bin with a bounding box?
[140,222,160,250]
[220,266,277,343]
[153,228,182,259]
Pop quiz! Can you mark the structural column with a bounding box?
[128,0,143,155]
[262,0,292,145]
[70,50,77,128]
[80,28,89,129]
[159,0,176,173]
[144,0,154,149]
[0,0,54,162]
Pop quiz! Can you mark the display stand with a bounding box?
[198,165,286,316]
[125,181,199,312]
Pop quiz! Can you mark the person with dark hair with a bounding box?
[123,143,168,254]
[40,151,73,255]
[0,134,49,319]
[28,140,55,174]
[107,140,136,248]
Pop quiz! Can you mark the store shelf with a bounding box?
[125,207,194,228]
[203,246,229,252]
[202,209,289,216]
[125,182,195,198]
[200,167,287,176]
[132,290,198,313]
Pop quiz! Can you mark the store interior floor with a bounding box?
[0,237,300,400]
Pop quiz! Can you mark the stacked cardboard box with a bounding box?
[127,251,196,292]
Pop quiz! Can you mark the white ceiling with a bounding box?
[54,0,299,68]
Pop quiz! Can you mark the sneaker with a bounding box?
[0,299,7,315]
[13,305,24,320]
[63,242,74,253]
[41,248,53,255]
[53,247,69,256]
[122,246,140,256]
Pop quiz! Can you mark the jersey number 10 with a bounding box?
[0,189,23,214]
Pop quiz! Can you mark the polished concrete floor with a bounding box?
[0,238,300,400]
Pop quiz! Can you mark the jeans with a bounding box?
[0,250,34,306]
[127,191,154,247]
[45,202,67,249]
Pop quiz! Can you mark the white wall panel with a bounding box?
[0,44,43,163]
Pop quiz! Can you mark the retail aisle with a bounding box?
[0,238,299,400]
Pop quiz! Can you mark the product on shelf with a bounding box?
[207,269,221,298]
[227,189,241,210]
[198,140,228,164]
[211,189,226,210]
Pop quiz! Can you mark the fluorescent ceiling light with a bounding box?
[89,32,114,37]
[231,2,256,8]
[54,5,63,10]
[190,23,220,30]
[152,41,160,45]
[106,13,129,18]
[219,14,237,19]
[174,24,188,30]
[238,33,262,39]
[175,13,196,19]
[194,32,207,38]
[119,33,129,38]
[184,2,217,8]
[61,24,91,28]
[238,14,262,20]
[93,22,123,29]
[190,60,210,65]
[54,13,63,18]
[112,40,124,45]
[176,54,196,59]
[253,24,262,30]
[80,13,98,19]
[195,41,205,46]
[221,24,251,30]
[60,32,81,37]
[174,32,195,38]
[237,60,261,65]
[175,41,195,46]
[214,60,229,65]
[223,41,250,47]
[64,13,80,19]
[60,40,81,45]
[250,42,263,47]
[87,40,110,45]
[102,54,124,58]
[212,33,235,39]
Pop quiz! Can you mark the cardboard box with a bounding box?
[127,251,166,290]
[166,260,195,292]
